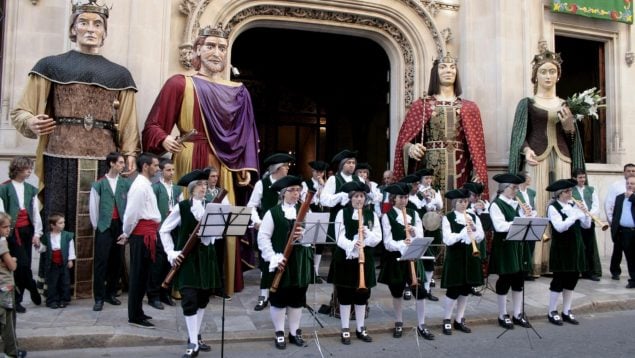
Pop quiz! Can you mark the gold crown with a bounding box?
[434,52,457,65]
[198,24,229,39]
[72,0,110,19]
[532,48,562,69]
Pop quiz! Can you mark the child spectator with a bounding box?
[40,213,75,309]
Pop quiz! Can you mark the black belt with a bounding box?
[620,226,635,232]
[56,116,115,131]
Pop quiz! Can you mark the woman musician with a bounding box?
[378,182,435,340]
[440,188,484,335]
[489,173,535,330]
[329,181,381,344]
[417,168,442,301]
[159,169,221,357]
[545,179,589,326]
[257,175,312,350]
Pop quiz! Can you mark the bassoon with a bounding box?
[402,207,420,288]
[357,207,368,293]
[270,191,315,293]
[162,221,202,288]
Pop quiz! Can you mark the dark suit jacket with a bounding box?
[610,193,635,240]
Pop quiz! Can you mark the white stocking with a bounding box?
[314,254,322,275]
[443,296,456,320]
[562,289,574,315]
[415,298,426,326]
[392,297,403,323]
[269,306,286,332]
[354,305,366,331]
[456,295,468,322]
[497,294,507,319]
[424,271,433,291]
[512,291,523,318]
[288,307,302,336]
[196,308,205,336]
[549,291,560,314]
[185,314,199,350]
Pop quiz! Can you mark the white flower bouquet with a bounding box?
[565,87,606,121]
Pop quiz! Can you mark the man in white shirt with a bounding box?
[604,163,635,280]
[301,160,329,282]
[119,153,161,328]
[572,168,602,281]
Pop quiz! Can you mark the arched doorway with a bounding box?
[231,28,390,182]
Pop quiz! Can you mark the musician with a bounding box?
[611,176,635,289]
[354,163,382,214]
[417,168,442,301]
[400,174,423,300]
[160,169,221,357]
[440,189,484,335]
[572,168,602,281]
[247,153,294,311]
[257,176,312,350]
[546,179,590,326]
[378,182,435,340]
[463,181,491,295]
[330,181,381,344]
[516,172,538,279]
[489,173,534,329]
[205,166,231,299]
[301,160,329,283]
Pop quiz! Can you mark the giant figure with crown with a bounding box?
[10,0,140,298]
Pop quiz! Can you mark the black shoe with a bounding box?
[562,311,580,325]
[214,291,232,300]
[197,334,211,352]
[289,329,307,347]
[274,331,286,349]
[93,300,104,312]
[104,296,122,305]
[314,275,324,284]
[16,349,27,358]
[182,343,199,358]
[470,287,482,296]
[547,311,563,326]
[393,322,403,338]
[426,292,439,301]
[611,274,620,280]
[626,282,635,289]
[59,301,68,308]
[254,296,268,311]
[142,314,153,320]
[512,314,532,328]
[341,329,351,345]
[403,290,412,300]
[417,325,435,340]
[30,288,41,305]
[149,299,165,310]
[161,295,176,306]
[498,314,513,329]
[356,326,372,342]
[442,319,452,335]
[15,302,26,313]
[589,275,601,282]
[128,319,155,329]
[453,319,472,333]
[47,302,59,309]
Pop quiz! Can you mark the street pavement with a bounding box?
[15,254,635,352]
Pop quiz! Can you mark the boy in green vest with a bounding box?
[40,213,75,309]
[571,168,602,281]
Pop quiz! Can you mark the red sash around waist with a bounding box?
[13,209,31,246]
[112,205,120,220]
[52,250,63,265]
[131,219,159,262]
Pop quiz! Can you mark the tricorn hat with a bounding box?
[177,168,211,186]
[462,182,484,195]
[493,173,524,185]
[341,181,370,194]
[270,175,303,192]
[384,182,410,196]
[445,188,470,200]
[545,179,577,192]
[263,153,295,168]
[331,149,358,164]
[308,160,329,171]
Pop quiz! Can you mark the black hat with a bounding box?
[331,149,358,164]
[462,182,484,195]
[355,162,372,172]
[263,153,295,168]
[399,174,420,184]
[308,160,329,171]
[384,182,410,195]
[415,168,434,177]
[177,168,211,186]
[546,179,577,192]
[270,175,304,192]
[341,181,370,194]
[445,188,470,200]
[493,173,524,185]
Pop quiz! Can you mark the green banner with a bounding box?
[552,0,633,24]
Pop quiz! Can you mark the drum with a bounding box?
[422,211,443,231]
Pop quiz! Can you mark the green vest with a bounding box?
[441,212,483,288]
[175,200,220,290]
[572,185,594,209]
[330,206,376,288]
[377,208,426,286]
[260,204,313,289]
[489,197,531,275]
[327,173,362,242]
[41,231,74,270]
[516,188,536,209]
[258,176,279,219]
[92,176,130,233]
[0,181,38,228]
[549,201,586,273]
[153,182,182,223]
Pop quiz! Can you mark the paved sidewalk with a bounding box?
[16,255,635,351]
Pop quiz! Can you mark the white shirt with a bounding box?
[489,195,534,233]
[335,208,382,259]
[160,198,215,265]
[301,178,324,205]
[8,180,43,237]
[548,200,591,233]
[162,178,184,211]
[47,232,76,260]
[417,184,443,211]
[517,188,533,210]
[381,207,424,256]
[122,175,161,237]
[257,202,307,272]
[574,185,600,217]
[320,172,364,208]
[247,177,278,225]
[89,174,120,230]
[605,179,626,224]
[442,210,485,246]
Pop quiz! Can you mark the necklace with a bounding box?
[534,94,556,99]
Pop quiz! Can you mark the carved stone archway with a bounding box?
[177,0,452,107]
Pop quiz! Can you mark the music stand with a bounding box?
[398,237,433,301]
[497,217,548,341]
[201,204,252,358]
[300,212,338,357]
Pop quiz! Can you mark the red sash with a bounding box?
[112,205,120,220]
[13,209,31,246]
[52,250,63,265]
[131,219,159,262]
